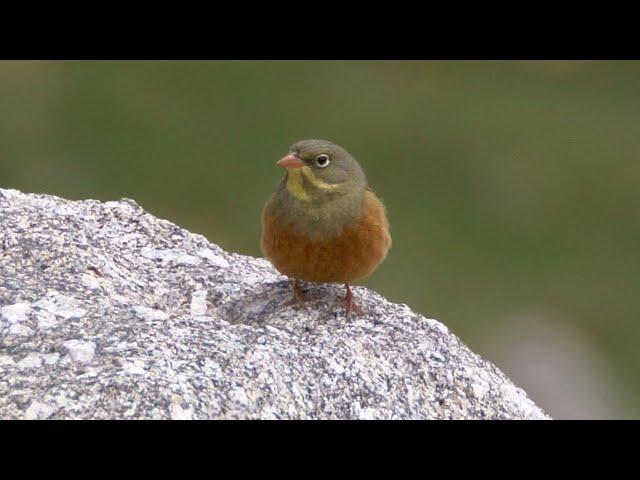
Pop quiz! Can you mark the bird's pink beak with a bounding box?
[276,154,305,169]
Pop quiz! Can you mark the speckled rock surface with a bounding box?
[0,188,550,419]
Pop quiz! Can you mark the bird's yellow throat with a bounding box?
[285,166,340,201]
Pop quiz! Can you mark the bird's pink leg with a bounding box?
[284,279,308,309]
[341,283,364,318]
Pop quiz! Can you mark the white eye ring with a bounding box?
[315,154,330,168]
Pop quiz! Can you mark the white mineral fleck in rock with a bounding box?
[141,247,200,266]
[33,293,87,320]
[81,273,103,290]
[327,358,345,375]
[63,339,96,363]
[112,294,130,305]
[133,306,169,321]
[197,248,230,268]
[229,387,249,406]
[0,188,23,201]
[499,383,543,419]
[8,323,33,336]
[25,401,58,420]
[203,358,223,376]
[54,393,73,409]
[34,310,58,329]
[526,405,550,420]
[425,317,449,334]
[141,247,168,260]
[1,302,31,323]
[259,406,279,420]
[444,371,454,386]
[190,289,208,316]
[42,353,60,365]
[500,383,524,404]
[54,204,75,216]
[358,407,379,420]
[123,359,147,375]
[0,355,15,366]
[17,353,43,370]
[430,351,445,362]
[170,402,194,420]
[174,253,200,266]
[470,379,490,399]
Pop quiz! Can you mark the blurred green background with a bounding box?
[1,60,638,418]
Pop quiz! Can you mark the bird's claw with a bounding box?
[341,284,364,319]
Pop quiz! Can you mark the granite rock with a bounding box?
[0,188,550,419]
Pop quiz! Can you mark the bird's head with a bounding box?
[276,139,367,202]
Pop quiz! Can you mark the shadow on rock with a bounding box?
[218,278,351,328]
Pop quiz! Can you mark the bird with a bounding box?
[261,139,391,317]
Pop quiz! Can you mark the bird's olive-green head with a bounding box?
[276,139,367,203]
[271,139,369,236]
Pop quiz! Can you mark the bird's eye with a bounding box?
[315,154,330,168]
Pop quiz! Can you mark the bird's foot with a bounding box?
[283,280,309,310]
[340,283,364,319]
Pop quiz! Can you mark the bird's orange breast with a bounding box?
[261,190,391,283]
